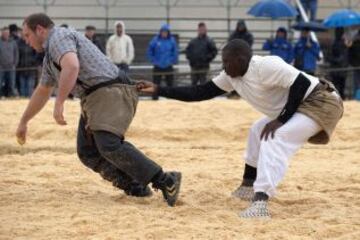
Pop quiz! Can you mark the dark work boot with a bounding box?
[152,171,182,207]
[112,176,152,198]
[124,182,153,197]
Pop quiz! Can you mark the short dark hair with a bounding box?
[85,25,96,31]
[222,39,252,60]
[9,24,18,33]
[198,22,206,28]
[23,13,54,31]
[2,26,9,31]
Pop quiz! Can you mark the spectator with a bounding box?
[60,24,68,28]
[227,19,254,99]
[147,23,178,100]
[0,26,19,97]
[185,22,217,86]
[9,24,21,95]
[300,0,318,21]
[228,20,254,48]
[263,27,293,64]
[106,21,134,73]
[328,27,350,99]
[348,29,360,99]
[293,29,320,75]
[17,30,39,97]
[85,25,104,53]
[9,24,20,42]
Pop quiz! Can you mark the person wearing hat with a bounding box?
[263,27,293,64]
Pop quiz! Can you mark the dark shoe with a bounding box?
[124,182,153,197]
[152,171,182,207]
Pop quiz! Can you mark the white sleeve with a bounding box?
[106,36,113,60]
[127,36,135,64]
[212,71,234,92]
[259,56,300,88]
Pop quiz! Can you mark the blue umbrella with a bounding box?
[323,9,360,28]
[248,0,298,19]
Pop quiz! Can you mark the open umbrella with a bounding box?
[323,9,360,28]
[292,21,328,32]
[247,0,298,19]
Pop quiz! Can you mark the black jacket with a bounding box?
[185,35,218,69]
[17,38,40,75]
[328,28,349,79]
[86,35,105,54]
[228,20,254,47]
[349,31,360,67]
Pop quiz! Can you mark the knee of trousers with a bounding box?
[250,117,271,136]
[77,145,103,171]
[77,148,120,182]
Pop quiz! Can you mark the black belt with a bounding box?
[83,77,132,96]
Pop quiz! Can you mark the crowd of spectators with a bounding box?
[1,11,360,100]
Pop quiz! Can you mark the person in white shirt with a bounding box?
[106,21,134,73]
[136,39,343,219]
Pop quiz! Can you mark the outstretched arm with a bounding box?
[137,80,226,102]
[16,84,53,145]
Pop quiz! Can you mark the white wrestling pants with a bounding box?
[244,113,322,197]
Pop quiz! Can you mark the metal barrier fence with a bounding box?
[1,64,359,99]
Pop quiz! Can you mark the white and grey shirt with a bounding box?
[41,26,119,97]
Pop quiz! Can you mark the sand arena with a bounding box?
[0,99,359,240]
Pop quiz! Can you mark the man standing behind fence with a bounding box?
[147,23,178,100]
[185,22,217,86]
[85,25,104,54]
[17,29,39,97]
[294,29,320,76]
[106,21,134,74]
[0,26,19,97]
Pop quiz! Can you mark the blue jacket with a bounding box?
[294,37,320,72]
[147,24,178,69]
[263,37,293,63]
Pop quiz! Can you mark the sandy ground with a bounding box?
[0,99,359,240]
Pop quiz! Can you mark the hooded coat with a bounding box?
[294,35,320,72]
[147,24,178,69]
[263,27,293,64]
[106,21,135,65]
[228,20,254,47]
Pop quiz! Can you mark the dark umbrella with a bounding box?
[292,21,328,32]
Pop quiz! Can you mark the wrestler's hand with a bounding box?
[16,121,27,145]
[53,101,67,125]
[260,119,283,141]
[136,80,158,94]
